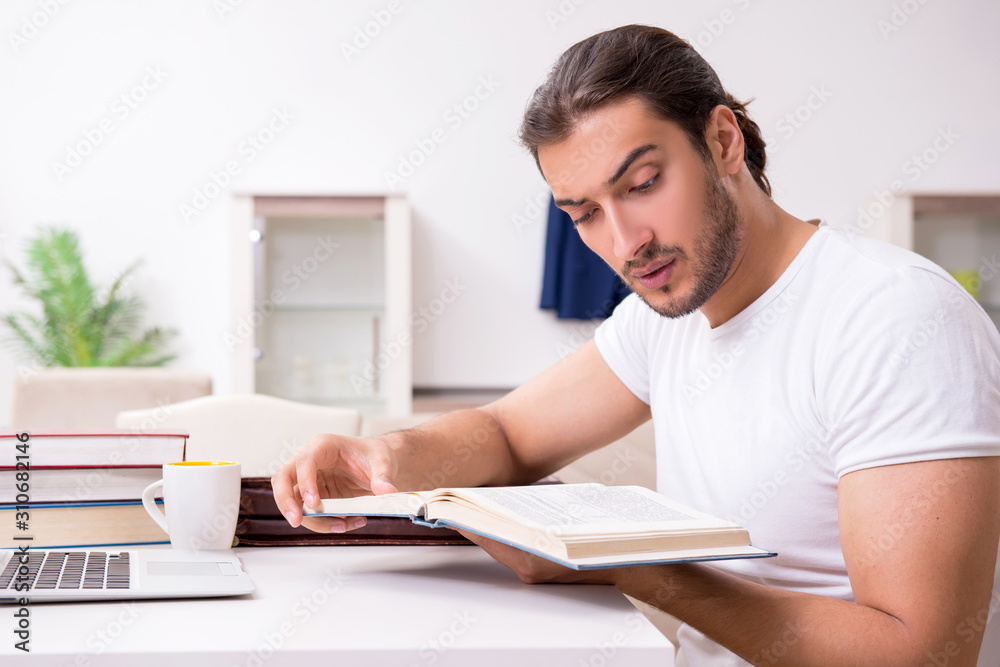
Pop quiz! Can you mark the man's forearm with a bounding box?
[374,342,651,493]
[379,407,533,491]
[610,563,981,667]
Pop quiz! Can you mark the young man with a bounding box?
[273,25,1000,665]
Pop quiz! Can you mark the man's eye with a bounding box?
[573,209,596,226]
[632,175,658,194]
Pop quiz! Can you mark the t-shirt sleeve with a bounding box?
[818,266,1000,477]
[593,294,653,404]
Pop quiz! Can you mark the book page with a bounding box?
[308,491,425,517]
[462,484,715,533]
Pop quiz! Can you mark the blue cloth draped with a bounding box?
[539,196,630,319]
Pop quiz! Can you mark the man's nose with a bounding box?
[607,206,652,261]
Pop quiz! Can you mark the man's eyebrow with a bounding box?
[552,143,659,208]
[553,195,585,208]
[606,143,658,188]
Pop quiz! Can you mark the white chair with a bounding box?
[115,394,361,477]
[361,412,442,436]
[11,367,212,430]
[554,420,657,490]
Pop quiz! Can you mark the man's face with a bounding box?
[539,97,744,319]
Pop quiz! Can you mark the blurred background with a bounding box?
[0,0,997,427]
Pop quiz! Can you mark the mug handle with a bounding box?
[141,480,169,534]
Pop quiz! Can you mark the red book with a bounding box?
[1,431,187,504]
[0,431,187,468]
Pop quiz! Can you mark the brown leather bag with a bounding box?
[235,477,473,547]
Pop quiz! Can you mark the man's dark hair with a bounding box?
[519,24,771,198]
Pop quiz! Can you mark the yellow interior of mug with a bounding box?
[167,461,238,466]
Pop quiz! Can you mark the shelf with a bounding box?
[281,396,387,408]
[911,195,1000,217]
[889,194,1000,336]
[233,193,412,416]
[273,304,385,313]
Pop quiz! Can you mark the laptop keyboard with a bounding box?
[1,551,131,591]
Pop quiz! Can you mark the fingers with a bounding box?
[296,449,323,511]
[456,529,485,547]
[271,432,396,532]
[454,529,583,584]
[368,455,399,496]
[300,516,368,533]
[271,460,303,527]
[273,433,339,526]
[457,529,506,559]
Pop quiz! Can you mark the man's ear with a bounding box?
[705,105,745,178]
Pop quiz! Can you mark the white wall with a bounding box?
[1,0,997,425]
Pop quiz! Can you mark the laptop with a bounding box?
[0,548,254,603]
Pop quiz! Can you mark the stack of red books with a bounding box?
[1,431,187,548]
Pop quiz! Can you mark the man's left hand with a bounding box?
[456,529,617,585]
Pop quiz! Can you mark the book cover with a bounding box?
[307,483,776,570]
[0,500,170,549]
[0,431,187,468]
[0,466,163,504]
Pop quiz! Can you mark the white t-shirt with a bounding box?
[594,224,1000,666]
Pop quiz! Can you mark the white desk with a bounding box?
[3,545,675,666]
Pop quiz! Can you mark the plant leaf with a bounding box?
[1,227,176,368]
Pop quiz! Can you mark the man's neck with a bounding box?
[699,199,818,329]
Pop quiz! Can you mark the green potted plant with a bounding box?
[2,227,177,367]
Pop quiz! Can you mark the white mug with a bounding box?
[141,461,241,550]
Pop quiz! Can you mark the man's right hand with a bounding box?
[271,432,400,533]
[271,341,649,533]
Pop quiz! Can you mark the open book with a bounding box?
[305,483,774,570]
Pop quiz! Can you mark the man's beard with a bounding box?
[622,170,744,319]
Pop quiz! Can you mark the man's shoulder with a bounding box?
[808,227,1000,365]
[816,226,947,281]
[807,226,968,311]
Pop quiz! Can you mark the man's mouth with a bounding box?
[632,258,675,290]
